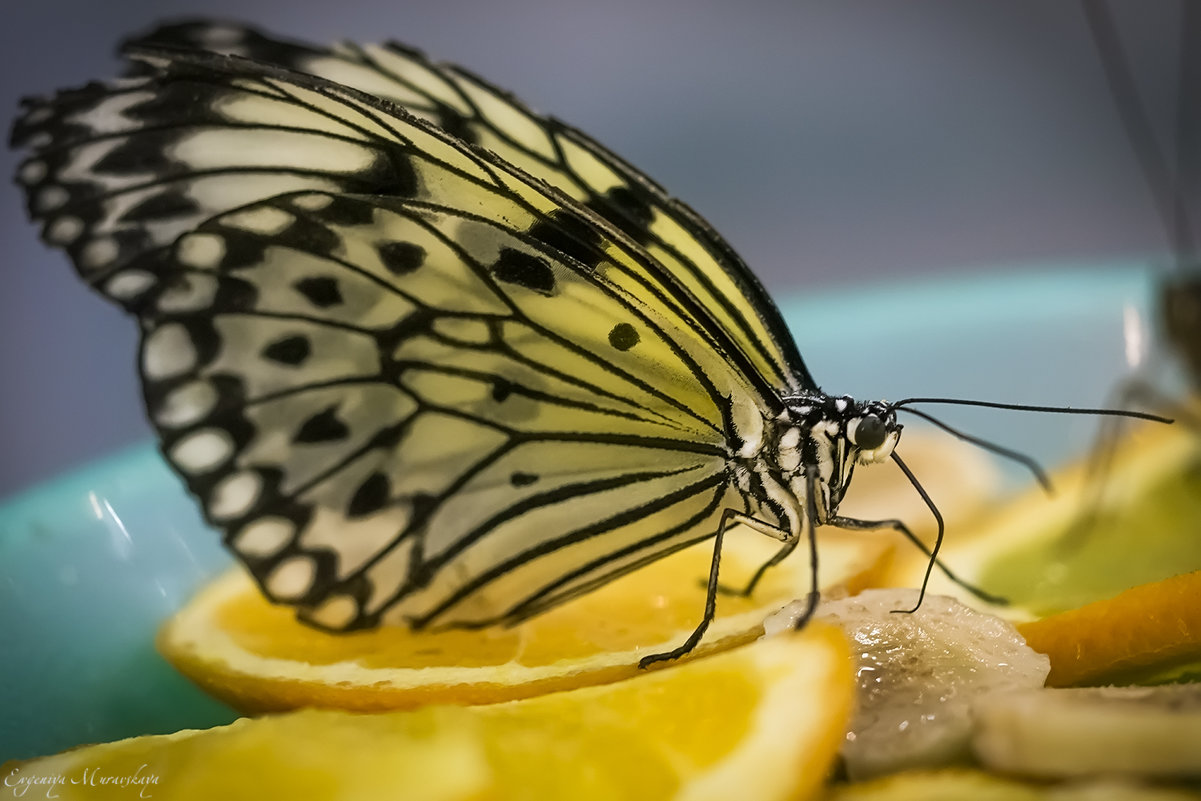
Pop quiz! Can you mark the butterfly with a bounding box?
[10,20,1159,666]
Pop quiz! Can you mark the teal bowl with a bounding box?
[0,264,1155,762]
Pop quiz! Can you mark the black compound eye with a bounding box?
[854,415,887,450]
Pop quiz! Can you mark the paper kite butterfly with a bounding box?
[12,20,1155,665]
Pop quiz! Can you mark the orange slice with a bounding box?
[7,626,854,801]
[159,529,890,713]
[1016,569,1201,687]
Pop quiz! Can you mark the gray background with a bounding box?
[0,0,1189,498]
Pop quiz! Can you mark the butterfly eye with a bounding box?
[852,415,887,450]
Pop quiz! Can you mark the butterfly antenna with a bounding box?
[889,451,942,614]
[894,396,1173,424]
[896,406,1053,492]
[1082,0,1198,262]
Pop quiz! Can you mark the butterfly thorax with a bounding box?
[731,393,901,539]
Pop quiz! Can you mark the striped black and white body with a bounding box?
[12,21,919,664]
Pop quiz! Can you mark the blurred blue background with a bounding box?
[0,0,1192,498]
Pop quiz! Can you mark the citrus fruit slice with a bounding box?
[1015,569,1201,687]
[882,413,1201,620]
[835,429,1000,526]
[159,528,889,713]
[5,626,854,801]
[973,684,1201,780]
[825,768,1201,801]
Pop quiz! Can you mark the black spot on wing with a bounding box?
[293,405,351,444]
[379,154,419,197]
[120,80,231,126]
[210,227,268,271]
[588,185,655,246]
[272,215,338,256]
[491,378,513,402]
[607,322,639,351]
[262,335,311,366]
[92,130,180,175]
[293,276,343,308]
[434,107,476,145]
[348,471,390,518]
[308,195,377,227]
[378,241,424,275]
[493,248,555,295]
[526,209,605,271]
[510,471,538,487]
[122,192,200,223]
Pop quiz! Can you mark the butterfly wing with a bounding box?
[122,20,817,395]
[12,47,783,628]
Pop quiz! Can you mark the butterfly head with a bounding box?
[846,399,901,465]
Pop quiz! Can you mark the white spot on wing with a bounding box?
[154,380,218,428]
[267,555,316,600]
[306,594,359,629]
[142,323,198,379]
[290,193,335,212]
[21,106,52,126]
[157,273,219,313]
[196,23,248,47]
[18,160,47,184]
[235,517,294,557]
[171,429,234,474]
[222,205,295,235]
[210,470,262,520]
[35,186,69,212]
[105,269,156,301]
[80,237,120,271]
[177,233,226,269]
[173,127,377,172]
[46,216,84,245]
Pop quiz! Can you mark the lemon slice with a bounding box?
[5,626,854,801]
[159,529,889,713]
[883,413,1201,620]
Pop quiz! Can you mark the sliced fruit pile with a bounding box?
[2,626,854,801]
[158,528,891,713]
[12,423,1201,799]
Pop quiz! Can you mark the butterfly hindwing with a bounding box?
[135,189,748,629]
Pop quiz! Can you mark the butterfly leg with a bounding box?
[715,539,797,598]
[638,508,789,669]
[783,466,824,632]
[825,514,1007,605]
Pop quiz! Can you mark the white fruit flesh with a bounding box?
[973,685,1201,779]
[766,589,1050,780]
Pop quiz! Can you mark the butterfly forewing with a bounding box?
[121,20,815,396]
[12,31,803,632]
